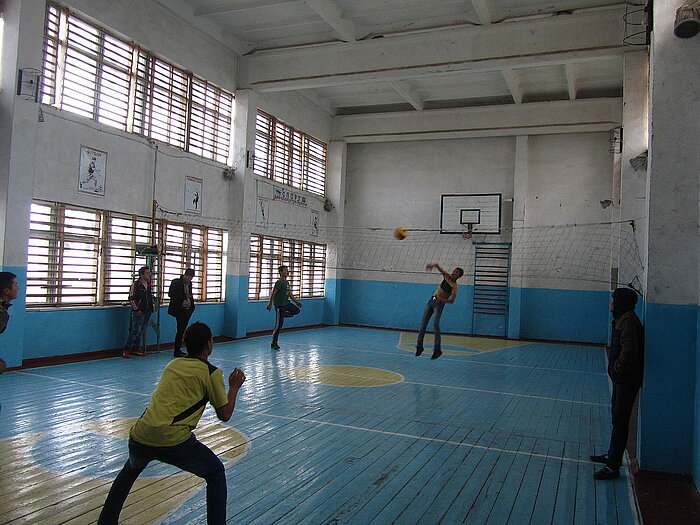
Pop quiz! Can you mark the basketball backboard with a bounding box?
[440,193,502,234]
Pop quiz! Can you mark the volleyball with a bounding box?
[394,227,407,240]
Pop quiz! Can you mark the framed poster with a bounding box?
[256,197,269,227]
[78,146,107,196]
[310,209,319,237]
[185,176,202,214]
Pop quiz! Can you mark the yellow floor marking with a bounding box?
[398,331,529,355]
[285,365,404,387]
[0,417,249,524]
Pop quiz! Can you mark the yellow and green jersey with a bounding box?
[130,357,228,447]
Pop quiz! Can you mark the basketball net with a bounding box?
[460,223,474,240]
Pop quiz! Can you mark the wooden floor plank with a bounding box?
[0,326,638,525]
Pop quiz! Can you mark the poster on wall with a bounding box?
[78,146,107,196]
[310,209,319,237]
[184,176,203,214]
[256,197,269,227]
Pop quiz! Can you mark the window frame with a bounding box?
[254,110,327,197]
[41,3,234,164]
[27,200,227,308]
[248,234,326,301]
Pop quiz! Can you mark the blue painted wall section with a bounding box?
[519,287,610,343]
[639,302,698,474]
[24,303,225,360]
[245,298,325,335]
[323,278,341,325]
[339,279,472,335]
[224,274,247,339]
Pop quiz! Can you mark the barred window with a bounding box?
[41,3,233,163]
[248,235,326,300]
[254,110,327,196]
[27,202,100,306]
[27,201,227,307]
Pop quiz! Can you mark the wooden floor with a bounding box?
[0,326,639,524]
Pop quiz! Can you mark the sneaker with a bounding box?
[132,349,146,356]
[589,453,609,464]
[431,348,443,360]
[593,466,620,480]
[122,350,131,359]
[271,342,280,350]
[415,346,424,356]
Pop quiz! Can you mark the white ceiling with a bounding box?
[171,1,646,118]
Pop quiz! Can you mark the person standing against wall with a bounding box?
[415,263,463,360]
[0,272,19,375]
[591,287,644,480]
[124,266,156,358]
[168,268,196,358]
[266,265,302,350]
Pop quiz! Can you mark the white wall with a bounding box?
[344,137,515,283]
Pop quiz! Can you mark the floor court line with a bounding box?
[250,339,608,375]
[12,362,605,410]
[6,370,597,466]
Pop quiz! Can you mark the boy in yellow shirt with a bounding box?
[98,322,246,524]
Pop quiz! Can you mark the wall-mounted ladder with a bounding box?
[472,243,511,335]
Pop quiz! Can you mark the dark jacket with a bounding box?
[608,309,644,386]
[129,279,156,313]
[0,300,11,334]
[168,277,195,317]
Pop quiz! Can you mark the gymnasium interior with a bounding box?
[0,1,698,523]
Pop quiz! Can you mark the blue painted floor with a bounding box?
[0,326,639,524]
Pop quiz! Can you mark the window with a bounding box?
[41,3,233,163]
[27,201,227,307]
[248,235,326,300]
[254,110,327,196]
[27,202,101,306]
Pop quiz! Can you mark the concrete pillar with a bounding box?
[322,140,346,325]
[618,50,649,291]
[508,135,528,338]
[0,0,45,366]
[224,89,258,338]
[640,0,700,475]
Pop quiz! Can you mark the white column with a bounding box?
[639,0,700,474]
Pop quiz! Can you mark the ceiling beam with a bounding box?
[333,98,622,143]
[296,90,336,116]
[246,47,624,92]
[239,7,625,91]
[194,1,296,17]
[389,80,424,111]
[301,0,358,42]
[502,69,523,104]
[566,63,578,100]
[470,0,494,25]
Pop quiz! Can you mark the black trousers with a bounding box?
[173,309,194,353]
[607,382,640,470]
[272,303,300,344]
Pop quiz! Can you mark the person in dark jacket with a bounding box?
[168,268,196,358]
[591,287,644,480]
[0,271,19,375]
[124,266,156,358]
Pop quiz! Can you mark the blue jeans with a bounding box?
[98,435,226,525]
[125,311,151,351]
[417,297,445,350]
[272,303,300,344]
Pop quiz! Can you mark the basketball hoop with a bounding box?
[461,223,474,240]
